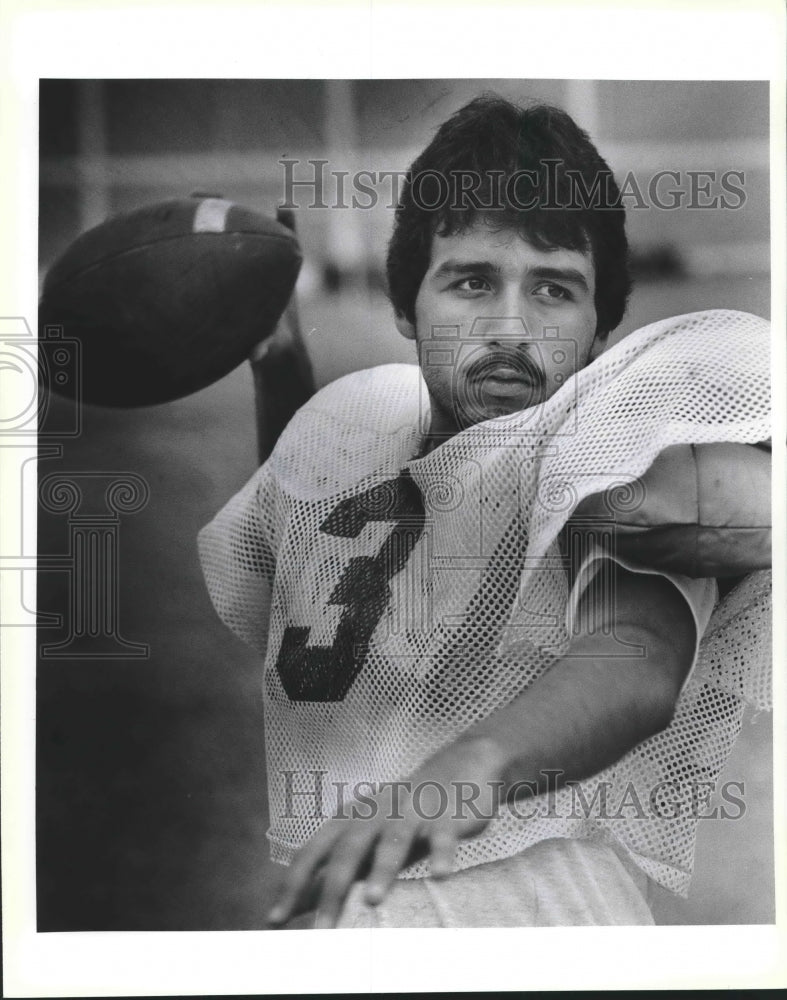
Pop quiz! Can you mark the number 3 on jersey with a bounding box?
[274,471,425,702]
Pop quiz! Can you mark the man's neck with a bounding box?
[418,398,460,457]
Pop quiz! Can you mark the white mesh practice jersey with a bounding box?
[199,310,772,895]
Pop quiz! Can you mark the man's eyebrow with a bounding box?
[430,260,591,290]
[528,266,590,290]
[431,260,502,279]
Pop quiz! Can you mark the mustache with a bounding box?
[464,347,546,388]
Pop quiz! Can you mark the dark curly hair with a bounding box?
[386,95,631,337]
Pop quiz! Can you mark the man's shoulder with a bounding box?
[305,363,422,416]
[268,364,424,494]
[277,363,423,440]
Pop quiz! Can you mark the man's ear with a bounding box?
[395,311,417,341]
[589,330,609,362]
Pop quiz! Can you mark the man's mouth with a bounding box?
[480,378,530,398]
[484,366,525,381]
[482,366,531,393]
[466,352,545,398]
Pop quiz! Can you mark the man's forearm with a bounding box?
[465,569,698,798]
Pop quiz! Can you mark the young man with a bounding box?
[198,96,770,927]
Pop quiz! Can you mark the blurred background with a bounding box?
[37,79,772,929]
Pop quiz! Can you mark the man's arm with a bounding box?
[468,561,698,798]
[267,561,699,928]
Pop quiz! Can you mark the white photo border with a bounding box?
[2,0,785,995]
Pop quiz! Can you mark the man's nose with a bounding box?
[468,313,535,345]
[469,286,538,344]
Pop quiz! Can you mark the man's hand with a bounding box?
[265,734,508,929]
[266,563,697,929]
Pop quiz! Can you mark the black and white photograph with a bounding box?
[2,1,786,996]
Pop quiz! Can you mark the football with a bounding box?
[39,196,303,407]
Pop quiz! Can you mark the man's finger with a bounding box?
[428,828,457,879]
[312,829,377,928]
[267,866,328,928]
[266,824,341,926]
[363,825,415,905]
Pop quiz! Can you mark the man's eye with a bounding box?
[533,283,571,301]
[454,276,491,293]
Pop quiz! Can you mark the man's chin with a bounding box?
[454,401,535,429]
